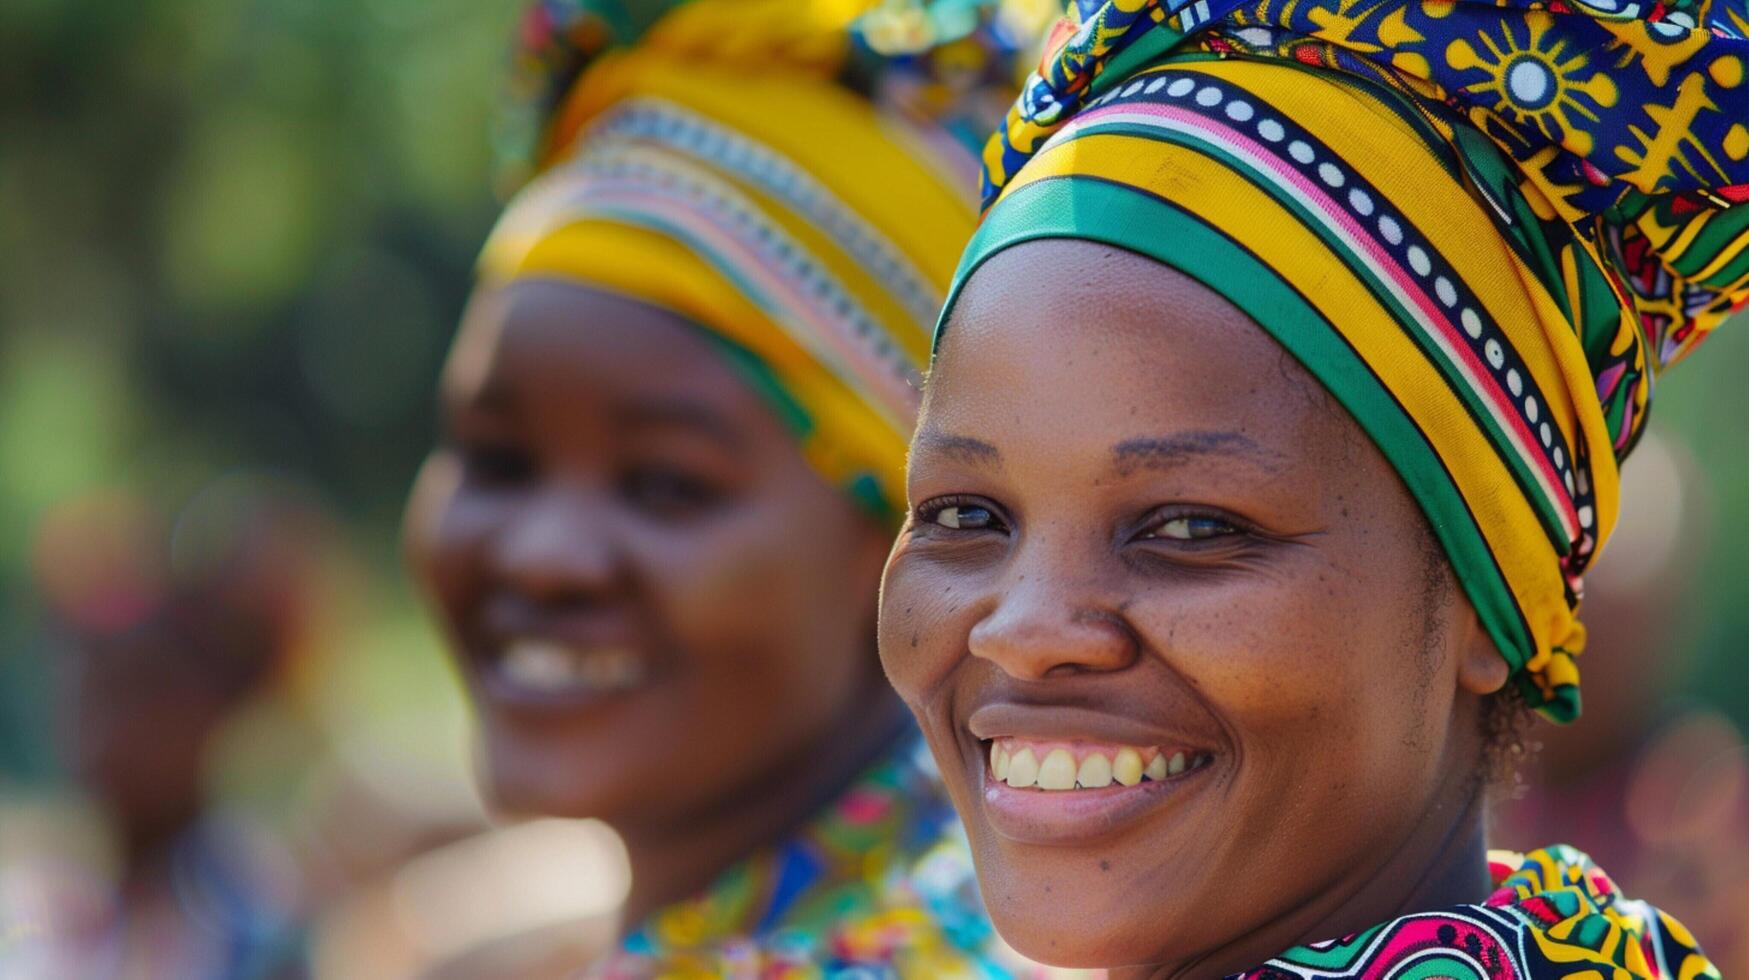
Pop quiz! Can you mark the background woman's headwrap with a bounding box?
[944,0,1749,719]
[479,0,1025,522]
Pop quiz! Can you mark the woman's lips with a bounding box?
[472,637,658,712]
[978,741,1216,846]
[963,703,1223,845]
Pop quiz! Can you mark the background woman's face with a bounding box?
[880,241,1501,971]
[406,280,891,826]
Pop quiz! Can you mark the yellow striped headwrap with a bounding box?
[944,0,1749,721]
[481,0,1013,521]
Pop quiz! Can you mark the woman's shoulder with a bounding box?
[600,735,1042,977]
[1235,845,1719,980]
[1484,845,1717,980]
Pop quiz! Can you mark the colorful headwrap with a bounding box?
[482,0,1023,521]
[944,0,1749,720]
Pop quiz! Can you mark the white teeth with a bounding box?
[990,740,1210,790]
[1076,753,1113,789]
[1113,747,1144,787]
[587,649,643,687]
[1145,752,1168,782]
[1037,749,1077,790]
[501,641,579,692]
[498,641,645,694]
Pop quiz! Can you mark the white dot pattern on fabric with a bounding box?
[598,101,940,331]
[1407,246,1432,277]
[574,159,915,390]
[1461,308,1483,338]
[1145,77,1168,94]
[1157,86,1593,538]
[1579,505,1594,528]
[1123,80,1146,97]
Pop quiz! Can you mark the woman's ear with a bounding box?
[1456,617,1511,696]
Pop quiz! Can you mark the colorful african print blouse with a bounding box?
[1234,845,1718,979]
[588,735,1035,979]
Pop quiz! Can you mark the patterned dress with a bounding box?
[1235,845,1718,979]
[588,736,1043,979]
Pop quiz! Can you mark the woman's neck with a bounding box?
[1129,772,1495,980]
[613,688,913,931]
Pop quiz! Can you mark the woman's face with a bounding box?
[407,280,893,826]
[880,241,1506,972]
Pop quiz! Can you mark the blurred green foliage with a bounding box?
[1639,324,1749,723]
[1,0,520,780]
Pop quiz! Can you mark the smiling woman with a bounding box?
[889,245,1521,972]
[401,0,1032,973]
[879,0,1749,975]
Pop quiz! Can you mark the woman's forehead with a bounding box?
[925,241,1347,466]
[446,281,755,414]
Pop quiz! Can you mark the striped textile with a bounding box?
[483,0,1020,520]
[946,0,1749,722]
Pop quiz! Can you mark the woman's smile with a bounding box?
[960,702,1222,845]
[468,634,661,710]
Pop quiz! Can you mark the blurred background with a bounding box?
[1,0,1745,976]
[2,2,634,975]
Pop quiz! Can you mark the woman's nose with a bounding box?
[487,483,623,603]
[967,556,1137,680]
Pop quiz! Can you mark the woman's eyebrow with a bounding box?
[1112,431,1286,474]
[615,398,746,450]
[911,429,1002,467]
[439,376,516,431]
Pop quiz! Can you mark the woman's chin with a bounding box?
[988,904,1174,972]
[977,857,1189,971]
[477,736,647,821]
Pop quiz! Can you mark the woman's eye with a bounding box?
[1149,515,1238,541]
[622,466,725,518]
[462,444,536,488]
[923,500,1002,531]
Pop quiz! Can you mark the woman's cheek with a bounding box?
[640,526,768,657]
[1144,580,1365,724]
[408,463,495,613]
[638,499,857,674]
[877,545,970,706]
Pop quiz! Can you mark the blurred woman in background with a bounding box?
[404,0,1033,972]
[11,485,324,979]
[878,0,1747,974]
